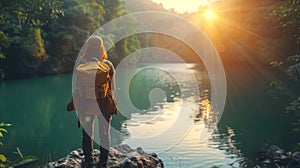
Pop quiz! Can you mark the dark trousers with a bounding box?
[81,113,112,165]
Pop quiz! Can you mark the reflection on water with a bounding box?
[0,64,243,167]
[209,127,248,167]
[159,126,242,168]
[118,63,241,167]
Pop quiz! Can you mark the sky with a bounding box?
[151,0,212,13]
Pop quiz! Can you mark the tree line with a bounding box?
[0,0,141,79]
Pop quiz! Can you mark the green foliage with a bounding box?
[0,122,10,167]
[269,0,300,31]
[0,0,64,26]
[5,155,38,167]
[43,0,105,72]
[286,54,300,80]
[0,0,138,77]
[286,96,300,127]
[94,0,141,65]
[268,0,300,149]
[0,154,6,163]
[32,28,47,61]
[267,81,289,100]
[0,0,141,78]
[0,0,63,78]
[0,123,37,167]
[269,0,300,79]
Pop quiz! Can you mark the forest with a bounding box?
[0,0,141,79]
[0,0,299,81]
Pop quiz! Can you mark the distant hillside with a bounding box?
[121,0,202,64]
[122,0,166,12]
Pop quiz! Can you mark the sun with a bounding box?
[204,10,217,19]
[151,0,210,14]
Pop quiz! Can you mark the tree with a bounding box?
[269,0,300,80]
[269,0,300,148]
[42,0,104,73]
[0,0,63,78]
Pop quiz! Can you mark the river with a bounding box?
[0,63,298,167]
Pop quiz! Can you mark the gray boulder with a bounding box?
[45,144,164,168]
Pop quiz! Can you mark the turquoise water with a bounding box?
[0,63,298,167]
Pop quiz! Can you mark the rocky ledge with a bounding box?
[46,144,164,168]
[256,144,300,167]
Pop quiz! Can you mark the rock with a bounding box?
[45,144,164,168]
[256,144,300,167]
[136,147,145,155]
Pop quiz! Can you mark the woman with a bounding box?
[72,35,116,168]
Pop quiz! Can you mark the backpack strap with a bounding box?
[104,60,115,89]
[104,60,114,76]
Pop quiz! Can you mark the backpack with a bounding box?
[67,60,117,127]
[75,61,111,99]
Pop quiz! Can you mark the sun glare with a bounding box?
[204,10,217,19]
[151,0,210,14]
